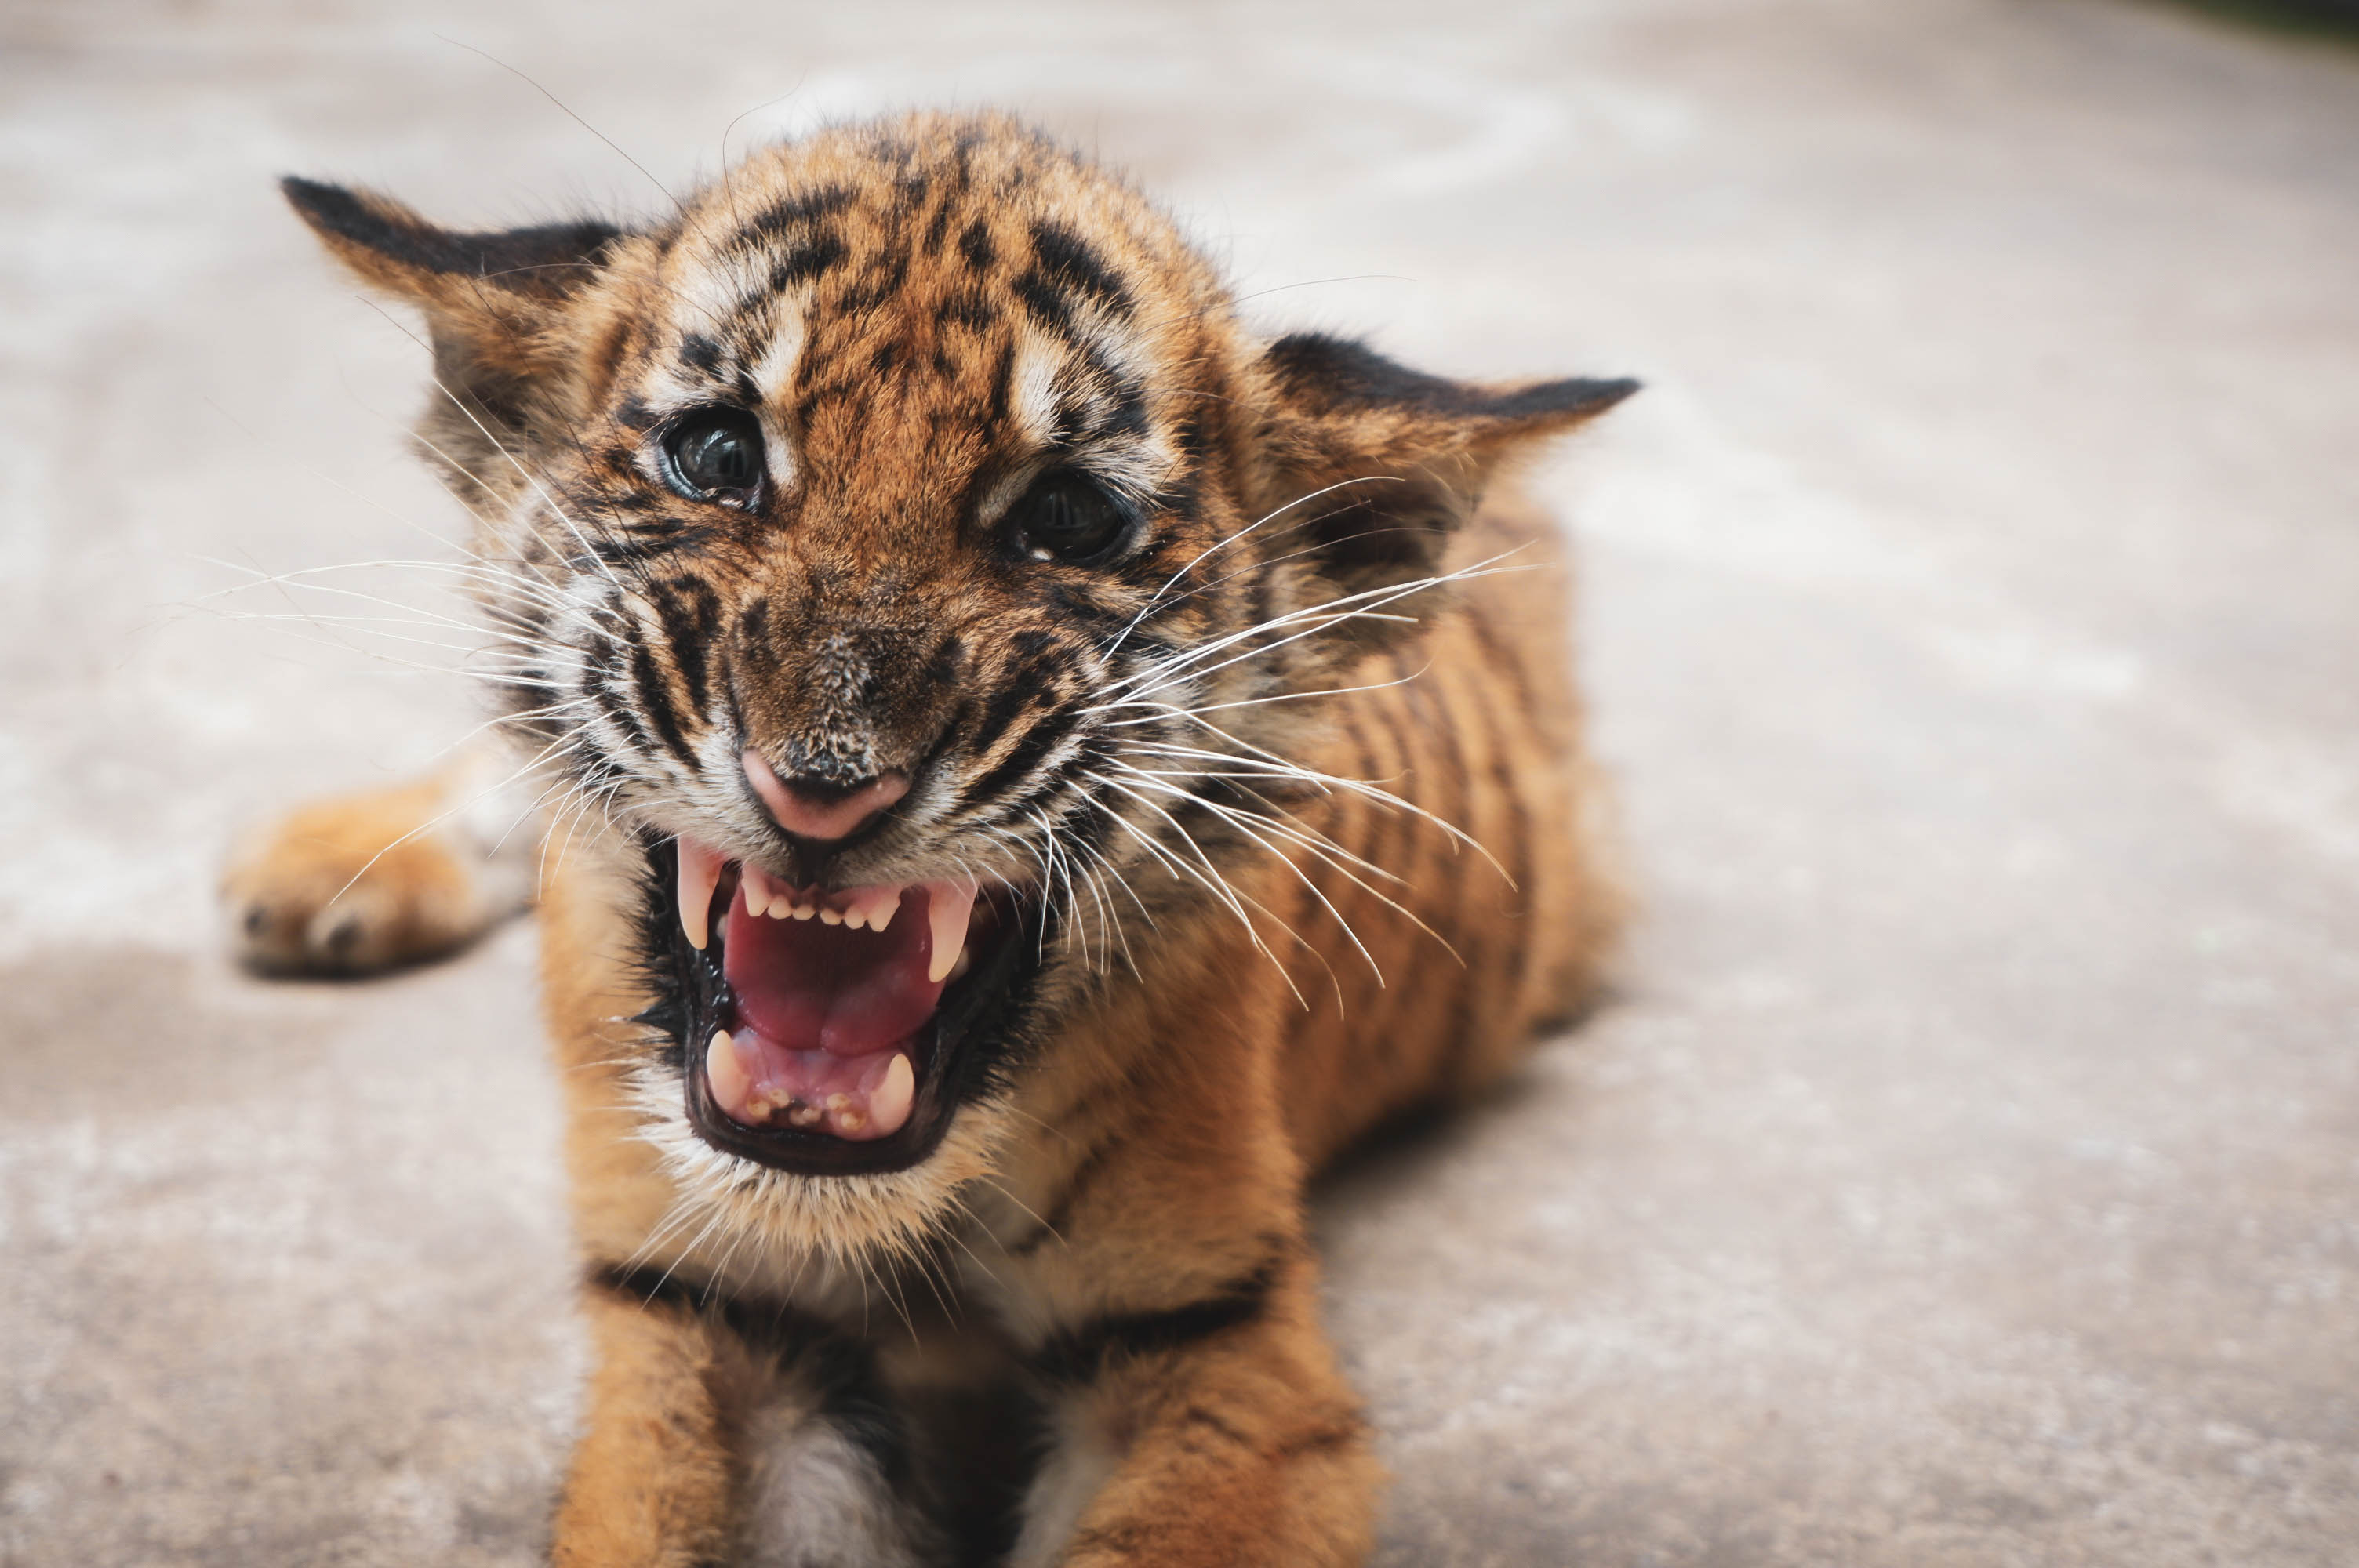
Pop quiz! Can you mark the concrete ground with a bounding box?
[4,1,2357,1563]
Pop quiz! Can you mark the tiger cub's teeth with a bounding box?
[704,1030,749,1115]
[871,1051,916,1136]
[677,838,724,949]
[924,878,982,984]
[834,887,903,932]
[740,863,779,919]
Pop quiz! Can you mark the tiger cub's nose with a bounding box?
[741,750,911,842]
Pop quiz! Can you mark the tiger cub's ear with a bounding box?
[279,177,627,434]
[1249,332,1637,611]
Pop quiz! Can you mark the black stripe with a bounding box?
[1012,268,1077,338]
[769,231,849,293]
[1463,607,1535,729]
[965,707,1081,811]
[629,640,699,766]
[588,1264,910,1485]
[649,578,722,717]
[1028,1255,1283,1385]
[969,677,1041,757]
[594,677,655,757]
[938,290,997,334]
[591,531,707,565]
[983,338,1017,427]
[585,634,658,757]
[958,218,995,271]
[732,184,856,250]
[921,198,954,256]
[831,249,911,316]
[1027,220,1133,318]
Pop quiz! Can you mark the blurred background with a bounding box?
[4,1,2357,1563]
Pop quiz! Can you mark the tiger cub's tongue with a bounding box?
[711,880,976,1140]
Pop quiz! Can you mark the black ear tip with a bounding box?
[1584,376,1643,411]
[279,175,358,225]
[1487,373,1643,423]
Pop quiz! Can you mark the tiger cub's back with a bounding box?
[1276,485,1620,1170]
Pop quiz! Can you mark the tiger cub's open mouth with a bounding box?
[652,837,1038,1177]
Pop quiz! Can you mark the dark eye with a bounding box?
[663,408,765,503]
[1006,471,1131,564]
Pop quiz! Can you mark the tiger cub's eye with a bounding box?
[1007,471,1131,564]
[663,408,765,503]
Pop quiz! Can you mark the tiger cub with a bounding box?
[228,113,1633,1566]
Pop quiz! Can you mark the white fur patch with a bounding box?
[1006,330,1067,452]
[739,1385,929,1568]
[1005,1396,1118,1568]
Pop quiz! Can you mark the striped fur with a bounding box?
[238,114,1634,1566]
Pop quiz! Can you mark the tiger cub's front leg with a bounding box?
[1010,1254,1379,1568]
[221,739,536,975]
[557,1276,939,1568]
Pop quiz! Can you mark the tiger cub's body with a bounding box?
[229,114,1629,1566]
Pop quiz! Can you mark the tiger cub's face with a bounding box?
[289,114,1629,1232]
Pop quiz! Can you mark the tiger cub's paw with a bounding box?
[223,775,533,976]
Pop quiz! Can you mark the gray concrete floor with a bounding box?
[4,1,2357,1563]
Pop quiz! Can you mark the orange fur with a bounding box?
[242,114,1632,1565]
[223,767,526,973]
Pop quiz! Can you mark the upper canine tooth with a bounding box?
[677,838,724,950]
[923,878,981,985]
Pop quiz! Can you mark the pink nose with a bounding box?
[741,750,910,842]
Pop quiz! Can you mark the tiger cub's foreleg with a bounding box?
[1009,1253,1379,1568]
[221,738,537,975]
[554,1277,937,1568]
[995,955,1385,1567]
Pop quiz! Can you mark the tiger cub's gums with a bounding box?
[228,114,1634,1566]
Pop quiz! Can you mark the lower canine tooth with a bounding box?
[870,1051,915,1136]
[705,1030,748,1114]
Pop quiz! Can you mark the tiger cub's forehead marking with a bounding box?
[623,136,1205,502]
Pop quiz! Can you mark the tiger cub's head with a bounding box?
[288,114,1630,1238]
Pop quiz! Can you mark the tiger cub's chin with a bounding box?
[263,111,1633,1566]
